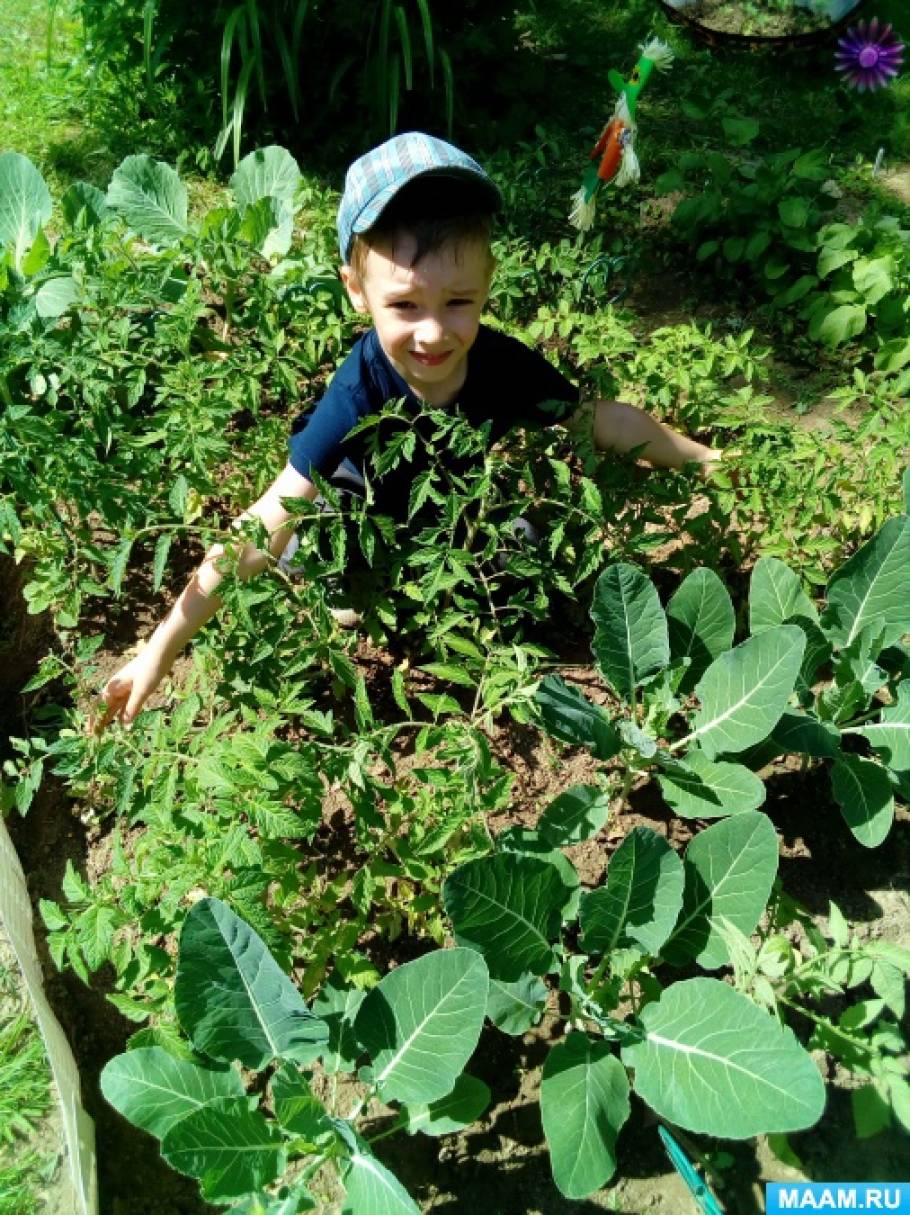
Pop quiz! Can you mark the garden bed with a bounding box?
[6,548,909,1214]
[659,0,865,42]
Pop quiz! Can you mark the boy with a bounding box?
[98,132,718,729]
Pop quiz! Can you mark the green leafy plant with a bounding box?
[440,807,825,1199]
[702,370,910,583]
[722,891,910,1141]
[662,131,910,361]
[209,0,454,162]
[484,197,908,585]
[11,598,511,1014]
[0,146,347,627]
[94,802,908,1207]
[101,896,490,1212]
[661,138,836,310]
[4,364,713,1028]
[811,213,910,366]
[534,476,910,847]
[78,0,455,164]
[441,796,910,1196]
[109,879,901,1211]
[622,320,769,434]
[6,114,906,1212]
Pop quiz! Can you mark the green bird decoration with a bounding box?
[570,38,675,232]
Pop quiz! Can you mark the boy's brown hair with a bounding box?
[346,175,495,283]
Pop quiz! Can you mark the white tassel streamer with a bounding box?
[615,137,640,188]
[640,38,675,70]
[569,188,597,232]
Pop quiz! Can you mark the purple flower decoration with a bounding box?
[835,18,904,91]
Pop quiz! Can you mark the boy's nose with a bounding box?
[413,315,446,345]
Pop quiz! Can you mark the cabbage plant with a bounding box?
[101,869,828,1210]
[0,145,300,332]
[101,897,491,1212]
[535,469,910,848]
[442,808,826,1199]
[0,146,344,625]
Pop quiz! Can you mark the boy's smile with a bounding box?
[342,234,492,406]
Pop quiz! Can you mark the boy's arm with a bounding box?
[570,399,721,472]
[96,463,317,729]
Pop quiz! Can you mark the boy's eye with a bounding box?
[389,300,415,310]
[448,298,472,307]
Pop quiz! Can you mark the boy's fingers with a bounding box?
[91,679,128,734]
[102,686,124,712]
[124,686,146,725]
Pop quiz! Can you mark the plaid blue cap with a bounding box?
[337,131,501,262]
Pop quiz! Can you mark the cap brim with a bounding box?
[350,167,502,240]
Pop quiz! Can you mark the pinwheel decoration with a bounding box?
[569,38,674,232]
[835,18,904,91]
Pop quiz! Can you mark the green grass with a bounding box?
[0,959,57,1215]
[0,0,228,219]
[0,0,117,192]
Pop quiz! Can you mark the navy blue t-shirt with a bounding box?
[288,325,579,517]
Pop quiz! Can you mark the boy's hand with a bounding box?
[93,645,173,732]
[696,447,724,481]
[697,446,741,487]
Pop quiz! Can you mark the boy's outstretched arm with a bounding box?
[575,400,721,472]
[95,464,317,730]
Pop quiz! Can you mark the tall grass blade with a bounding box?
[279,0,310,121]
[291,0,309,61]
[439,45,453,137]
[274,25,300,121]
[220,6,248,137]
[394,5,413,92]
[142,0,156,90]
[232,57,255,167]
[275,3,310,122]
[46,0,59,68]
[245,0,268,111]
[328,54,356,105]
[416,0,435,87]
[378,0,392,128]
[214,117,233,162]
[388,53,400,134]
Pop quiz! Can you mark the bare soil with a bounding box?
[684,1,838,38]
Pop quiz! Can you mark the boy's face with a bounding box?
[341,234,492,406]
